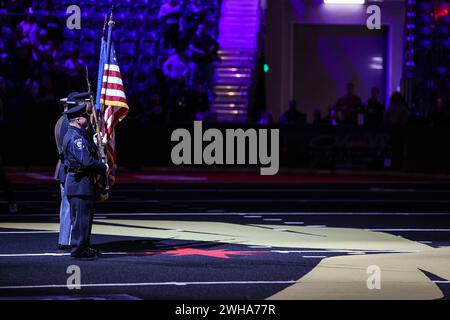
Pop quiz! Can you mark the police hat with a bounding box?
[60,92,91,106]
[64,104,89,120]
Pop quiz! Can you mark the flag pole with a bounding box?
[101,9,114,111]
[101,7,115,131]
[102,13,107,37]
[95,14,108,127]
[97,7,115,195]
[100,5,115,139]
[87,65,110,201]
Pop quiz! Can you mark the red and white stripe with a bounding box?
[100,60,128,169]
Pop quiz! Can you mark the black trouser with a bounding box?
[68,195,94,254]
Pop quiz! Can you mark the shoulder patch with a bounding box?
[74,138,84,150]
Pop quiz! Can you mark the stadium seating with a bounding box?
[0,0,221,118]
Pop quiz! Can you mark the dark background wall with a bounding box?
[2,121,450,174]
[264,0,405,122]
[292,24,388,121]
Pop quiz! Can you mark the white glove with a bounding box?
[93,133,100,146]
[93,133,107,146]
[105,163,109,173]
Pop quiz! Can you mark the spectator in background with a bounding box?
[17,8,39,45]
[278,100,307,125]
[312,108,328,125]
[0,22,13,45]
[188,23,218,95]
[365,87,384,126]
[4,0,31,25]
[63,49,84,88]
[11,24,32,79]
[45,10,64,46]
[258,112,274,125]
[163,47,189,81]
[0,40,12,76]
[333,82,363,125]
[159,0,181,49]
[430,96,450,126]
[25,69,40,98]
[163,46,190,120]
[183,0,206,40]
[384,92,410,126]
[322,106,341,126]
[33,29,55,65]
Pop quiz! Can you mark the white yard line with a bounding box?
[0,280,298,290]
[1,212,450,217]
[0,231,58,234]
[1,279,448,291]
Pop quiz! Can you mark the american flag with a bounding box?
[100,44,128,169]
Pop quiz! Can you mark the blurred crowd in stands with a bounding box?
[0,0,220,124]
[1,3,66,122]
[1,1,449,128]
[277,82,450,127]
[159,0,219,123]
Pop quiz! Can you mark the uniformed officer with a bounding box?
[62,103,108,259]
[54,92,90,252]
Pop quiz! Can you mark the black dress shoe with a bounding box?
[86,247,100,255]
[71,249,98,260]
[58,245,72,252]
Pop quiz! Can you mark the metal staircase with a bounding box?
[211,0,262,122]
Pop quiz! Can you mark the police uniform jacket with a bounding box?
[62,125,107,197]
[54,115,69,183]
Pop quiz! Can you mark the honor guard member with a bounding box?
[54,92,89,252]
[63,103,108,259]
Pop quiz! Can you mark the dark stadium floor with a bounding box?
[0,173,450,300]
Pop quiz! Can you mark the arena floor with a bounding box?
[0,171,449,300]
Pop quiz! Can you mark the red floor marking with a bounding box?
[7,171,450,184]
[127,248,271,259]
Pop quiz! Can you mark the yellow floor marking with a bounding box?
[268,248,450,300]
[1,220,447,299]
